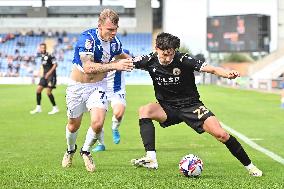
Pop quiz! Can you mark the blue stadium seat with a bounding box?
[0,33,152,77]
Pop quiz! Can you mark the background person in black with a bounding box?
[30,43,59,115]
[131,32,262,177]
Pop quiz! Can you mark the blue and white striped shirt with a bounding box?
[72,28,123,72]
[106,49,131,93]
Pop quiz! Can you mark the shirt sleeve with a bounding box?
[51,55,57,64]
[132,53,154,70]
[77,33,94,56]
[180,53,207,72]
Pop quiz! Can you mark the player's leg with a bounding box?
[202,116,262,177]
[82,107,106,152]
[30,84,44,114]
[92,91,126,152]
[110,91,126,144]
[81,88,108,172]
[81,107,106,172]
[111,103,125,144]
[92,127,106,152]
[62,116,82,168]
[62,83,87,169]
[281,88,284,108]
[46,87,59,114]
[47,76,59,114]
[92,104,124,152]
[131,103,167,169]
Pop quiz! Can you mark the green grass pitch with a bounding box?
[0,84,284,188]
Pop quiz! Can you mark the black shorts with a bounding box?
[159,100,214,134]
[39,76,57,88]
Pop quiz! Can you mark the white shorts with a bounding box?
[66,80,108,118]
[106,88,126,108]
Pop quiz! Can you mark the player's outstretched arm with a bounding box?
[80,54,133,74]
[201,64,240,79]
[115,53,131,59]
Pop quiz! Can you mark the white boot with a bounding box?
[30,105,42,114]
[48,106,59,115]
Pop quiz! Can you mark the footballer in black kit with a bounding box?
[130,32,262,177]
[133,51,214,133]
[30,43,59,115]
[39,48,57,88]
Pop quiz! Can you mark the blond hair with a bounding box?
[99,9,119,25]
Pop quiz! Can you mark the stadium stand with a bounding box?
[0,32,152,78]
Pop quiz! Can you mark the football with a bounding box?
[179,154,203,177]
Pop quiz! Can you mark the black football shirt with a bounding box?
[133,51,206,107]
[41,53,57,77]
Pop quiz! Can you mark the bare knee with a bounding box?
[90,120,103,133]
[46,90,52,96]
[203,116,230,143]
[67,117,82,133]
[67,122,80,133]
[114,114,123,122]
[215,132,230,143]
[113,110,124,121]
[139,105,154,118]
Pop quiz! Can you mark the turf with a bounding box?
[0,84,283,189]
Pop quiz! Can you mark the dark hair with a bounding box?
[156,32,180,50]
[40,43,46,47]
[194,53,205,62]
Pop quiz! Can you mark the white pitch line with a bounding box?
[221,122,284,165]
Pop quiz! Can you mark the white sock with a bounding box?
[36,105,41,109]
[97,128,105,146]
[66,126,78,151]
[112,115,121,130]
[82,127,98,152]
[146,151,157,160]
[245,162,255,171]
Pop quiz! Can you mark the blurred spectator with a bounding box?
[122,29,128,36]
[27,30,35,37]
[0,52,3,72]
[15,31,21,37]
[55,31,60,37]
[47,30,53,37]
[7,56,14,76]
[62,30,67,37]
[63,36,69,43]
[14,62,20,77]
[40,30,46,36]
[16,40,26,47]
[58,37,63,44]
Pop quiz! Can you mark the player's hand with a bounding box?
[227,70,240,79]
[115,58,134,71]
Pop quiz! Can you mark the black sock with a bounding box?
[139,118,155,151]
[224,135,251,166]
[36,93,41,105]
[48,94,56,106]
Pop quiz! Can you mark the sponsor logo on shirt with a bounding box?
[155,76,180,86]
[111,43,116,53]
[85,39,93,50]
[173,68,181,75]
